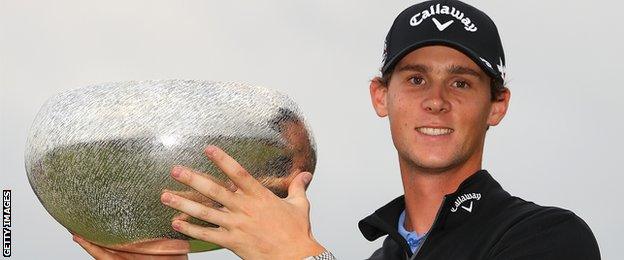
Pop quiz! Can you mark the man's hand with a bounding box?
[72,235,188,260]
[161,145,326,260]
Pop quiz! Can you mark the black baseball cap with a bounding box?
[381,0,506,82]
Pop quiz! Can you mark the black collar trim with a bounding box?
[358,170,504,255]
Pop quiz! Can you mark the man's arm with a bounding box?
[161,145,329,259]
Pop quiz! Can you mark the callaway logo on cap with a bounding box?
[381,0,506,82]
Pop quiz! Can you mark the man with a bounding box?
[357,1,600,259]
[74,0,600,259]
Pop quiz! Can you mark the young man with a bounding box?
[357,1,600,259]
[74,1,600,259]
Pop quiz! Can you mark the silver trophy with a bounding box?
[24,80,316,254]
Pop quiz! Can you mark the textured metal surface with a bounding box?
[24,80,316,254]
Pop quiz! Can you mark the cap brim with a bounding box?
[382,39,500,80]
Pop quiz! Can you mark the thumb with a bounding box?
[287,172,313,200]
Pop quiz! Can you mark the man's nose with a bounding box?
[421,85,450,113]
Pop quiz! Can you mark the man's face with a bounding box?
[370,46,510,173]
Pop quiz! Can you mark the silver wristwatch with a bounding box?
[303,251,336,260]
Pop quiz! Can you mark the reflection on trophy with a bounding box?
[24,80,316,255]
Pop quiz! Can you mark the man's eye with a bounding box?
[409,77,425,86]
[452,80,469,89]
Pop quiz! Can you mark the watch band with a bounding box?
[303,250,336,260]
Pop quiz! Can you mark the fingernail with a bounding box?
[172,221,182,231]
[205,145,216,157]
[302,172,313,184]
[161,193,172,204]
[73,235,82,243]
[171,166,183,179]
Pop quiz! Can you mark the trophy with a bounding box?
[25,80,316,254]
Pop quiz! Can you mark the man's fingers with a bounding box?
[204,145,263,194]
[170,166,235,208]
[172,220,228,248]
[161,192,229,227]
[287,172,313,201]
[73,235,116,260]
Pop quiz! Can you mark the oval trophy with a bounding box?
[24,80,316,254]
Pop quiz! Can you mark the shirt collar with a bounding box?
[397,210,425,239]
[358,170,503,243]
[398,209,427,253]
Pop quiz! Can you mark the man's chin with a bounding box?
[415,164,456,174]
[404,155,463,174]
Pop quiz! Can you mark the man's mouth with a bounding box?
[416,127,454,136]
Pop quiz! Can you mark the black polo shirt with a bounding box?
[358,170,601,260]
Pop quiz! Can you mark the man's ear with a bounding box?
[370,77,389,117]
[487,88,511,126]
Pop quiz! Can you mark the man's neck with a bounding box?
[399,154,482,235]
